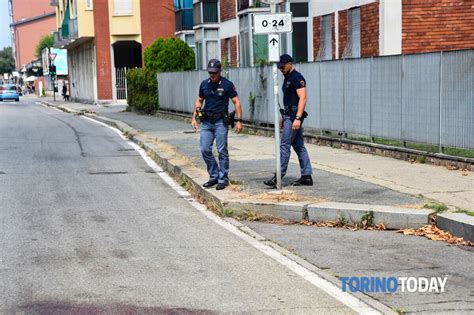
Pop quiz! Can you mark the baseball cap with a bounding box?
[207,59,222,72]
[277,54,293,68]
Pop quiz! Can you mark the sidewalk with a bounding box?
[39,97,474,313]
[40,97,472,234]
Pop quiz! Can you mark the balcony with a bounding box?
[175,8,193,32]
[60,4,78,39]
[238,0,268,11]
[193,0,218,26]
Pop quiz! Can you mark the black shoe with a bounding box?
[291,175,313,186]
[203,179,218,188]
[216,182,228,190]
[264,175,277,188]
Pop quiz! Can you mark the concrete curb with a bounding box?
[308,202,432,230]
[437,213,474,243]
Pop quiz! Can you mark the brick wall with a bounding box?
[402,0,474,54]
[338,10,348,58]
[361,1,379,57]
[140,0,176,52]
[93,0,112,100]
[312,16,321,60]
[220,0,236,22]
[220,37,238,67]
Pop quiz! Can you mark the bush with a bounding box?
[126,68,158,114]
[144,37,195,73]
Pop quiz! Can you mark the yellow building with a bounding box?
[52,0,175,103]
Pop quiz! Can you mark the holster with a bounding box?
[228,111,236,128]
[280,107,309,122]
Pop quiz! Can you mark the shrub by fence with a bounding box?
[126,68,158,114]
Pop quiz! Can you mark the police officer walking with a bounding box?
[264,54,313,187]
[192,59,243,190]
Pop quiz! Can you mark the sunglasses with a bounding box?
[208,71,218,75]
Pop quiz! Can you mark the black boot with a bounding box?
[203,179,218,188]
[264,174,277,187]
[291,175,313,186]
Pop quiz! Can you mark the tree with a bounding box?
[144,37,195,73]
[35,34,54,58]
[0,47,15,73]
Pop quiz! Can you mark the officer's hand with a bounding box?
[292,119,301,131]
[280,118,284,129]
[191,118,199,132]
[235,121,243,134]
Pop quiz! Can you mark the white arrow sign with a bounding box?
[254,13,292,34]
[268,34,280,62]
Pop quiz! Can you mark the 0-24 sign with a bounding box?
[253,13,292,34]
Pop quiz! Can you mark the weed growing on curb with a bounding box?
[455,208,474,216]
[424,202,448,213]
[222,208,234,217]
[360,211,375,228]
[336,214,347,227]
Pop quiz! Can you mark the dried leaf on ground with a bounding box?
[398,224,473,246]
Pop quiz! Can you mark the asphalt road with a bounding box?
[0,99,357,313]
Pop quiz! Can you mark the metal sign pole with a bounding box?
[270,2,282,190]
[255,0,289,189]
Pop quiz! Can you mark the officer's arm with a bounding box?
[231,96,242,120]
[296,87,307,117]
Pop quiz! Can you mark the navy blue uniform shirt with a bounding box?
[282,69,306,113]
[199,77,238,113]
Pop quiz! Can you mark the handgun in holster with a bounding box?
[228,111,236,128]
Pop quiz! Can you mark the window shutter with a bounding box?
[114,0,132,15]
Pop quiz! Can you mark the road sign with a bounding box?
[254,13,292,34]
[49,53,57,62]
[268,34,280,62]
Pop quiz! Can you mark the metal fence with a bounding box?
[157,49,474,150]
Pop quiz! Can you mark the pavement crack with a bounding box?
[48,115,86,157]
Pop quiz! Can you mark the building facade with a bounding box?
[177,0,474,69]
[8,0,56,70]
[53,0,175,103]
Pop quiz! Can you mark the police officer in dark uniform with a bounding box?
[264,54,313,187]
[192,59,243,190]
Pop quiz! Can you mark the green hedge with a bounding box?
[126,68,158,114]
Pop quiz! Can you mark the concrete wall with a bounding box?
[68,40,96,102]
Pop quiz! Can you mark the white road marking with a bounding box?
[82,115,381,314]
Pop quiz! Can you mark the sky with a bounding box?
[0,0,11,49]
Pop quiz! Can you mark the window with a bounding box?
[318,14,332,60]
[343,8,361,58]
[253,34,268,65]
[114,0,132,16]
[240,31,250,67]
[292,22,307,63]
[290,2,308,18]
[85,0,92,10]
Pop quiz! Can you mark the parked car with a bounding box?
[0,84,20,102]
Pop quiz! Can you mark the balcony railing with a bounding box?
[69,17,78,38]
[175,9,193,32]
[50,0,59,6]
[238,0,268,11]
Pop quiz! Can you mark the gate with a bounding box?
[115,67,127,100]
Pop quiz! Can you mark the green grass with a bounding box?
[455,208,474,216]
[424,202,449,213]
